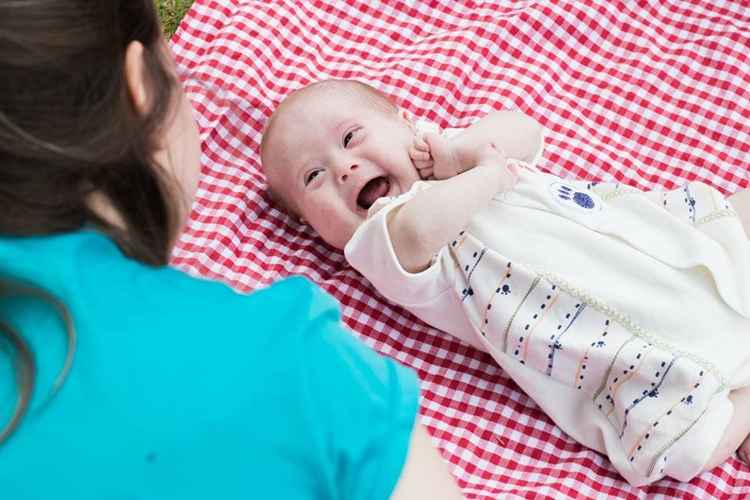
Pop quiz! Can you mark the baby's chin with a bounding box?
[315,221,360,251]
[329,235,354,252]
[338,221,364,249]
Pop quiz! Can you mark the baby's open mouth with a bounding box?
[357,176,390,210]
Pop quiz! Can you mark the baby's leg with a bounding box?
[728,189,750,237]
[704,386,750,470]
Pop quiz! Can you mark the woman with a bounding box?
[0,2,462,498]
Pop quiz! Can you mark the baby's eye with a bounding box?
[305,169,322,186]
[343,129,357,147]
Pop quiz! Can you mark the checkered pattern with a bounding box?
[169,1,750,497]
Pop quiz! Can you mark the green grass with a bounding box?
[156,0,195,37]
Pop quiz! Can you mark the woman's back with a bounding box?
[0,3,463,497]
[0,231,418,499]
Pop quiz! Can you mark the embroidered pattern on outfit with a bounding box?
[682,184,697,223]
[444,176,736,482]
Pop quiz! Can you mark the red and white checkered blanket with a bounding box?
[170,1,750,497]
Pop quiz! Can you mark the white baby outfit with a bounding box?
[344,125,750,486]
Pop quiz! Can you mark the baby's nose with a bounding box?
[340,164,358,182]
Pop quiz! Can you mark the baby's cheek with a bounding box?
[313,198,345,221]
[307,199,358,248]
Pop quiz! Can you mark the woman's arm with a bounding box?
[388,145,514,273]
[390,423,465,500]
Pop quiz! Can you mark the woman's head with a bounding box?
[0,0,201,265]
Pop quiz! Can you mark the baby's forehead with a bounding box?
[262,81,394,167]
[265,88,371,151]
[282,84,371,119]
[262,89,344,175]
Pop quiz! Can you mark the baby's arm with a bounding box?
[388,145,516,273]
[411,111,543,180]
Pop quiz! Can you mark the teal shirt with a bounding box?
[0,231,419,499]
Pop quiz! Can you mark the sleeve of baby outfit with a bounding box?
[297,282,420,500]
[344,183,453,307]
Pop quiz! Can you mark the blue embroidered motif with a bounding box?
[619,356,677,438]
[546,303,586,376]
[550,182,601,212]
[460,248,486,303]
[573,192,595,208]
[682,184,697,223]
[557,185,595,208]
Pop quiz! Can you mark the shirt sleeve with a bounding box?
[344,183,453,307]
[297,282,420,500]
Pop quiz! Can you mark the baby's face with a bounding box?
[263,90,420,249]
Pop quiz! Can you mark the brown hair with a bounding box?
[0,0,180,443]
[0,0,181,266]
[0,280,76,443]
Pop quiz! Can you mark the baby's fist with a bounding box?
[409,133,434,180]
[422,132,462,180]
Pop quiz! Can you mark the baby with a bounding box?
[261,79,750,486]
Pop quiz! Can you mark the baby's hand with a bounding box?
[477,143,519,192]
[409,133,435,180]
[409,131,463,180]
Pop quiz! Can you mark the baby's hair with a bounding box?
[260,79,398,216]
[261,79,397,159]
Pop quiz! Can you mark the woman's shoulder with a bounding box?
[1,230,335,342]
[1,230,405,432]
[0,231,419,499]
